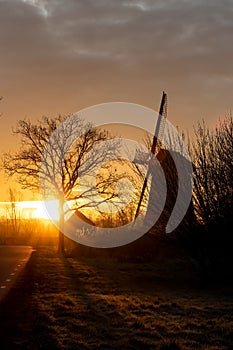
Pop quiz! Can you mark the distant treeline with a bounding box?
[0,218,58,247]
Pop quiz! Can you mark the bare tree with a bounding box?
[3,115,119,255]
[188,116,233,283]
[191,116,233,228]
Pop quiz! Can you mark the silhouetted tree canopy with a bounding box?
[3,115,119,254]
[191,116,233,228]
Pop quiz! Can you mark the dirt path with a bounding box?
[0,246,33,303]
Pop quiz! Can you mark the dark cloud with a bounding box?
[0,0,232,131]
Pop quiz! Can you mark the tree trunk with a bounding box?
[57,198,65,256]
[58,229,65,256]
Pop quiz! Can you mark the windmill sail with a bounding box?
[134,91,168,219]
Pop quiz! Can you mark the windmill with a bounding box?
[134,91,168,219]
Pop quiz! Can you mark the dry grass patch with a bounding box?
[0,247,232,349]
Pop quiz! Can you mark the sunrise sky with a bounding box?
[0,0,232,200]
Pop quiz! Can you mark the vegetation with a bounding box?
[0,217,58,246]
[191,116,233,229]
[0,113,232,349]
[3,116,119,255]
[0,247,232,350]
[188,116,233,284]
[1,114,232,282]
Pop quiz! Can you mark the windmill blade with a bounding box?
[134,91,168,219]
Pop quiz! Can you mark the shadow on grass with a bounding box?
[0,248,233,349]
[59,257,128,347]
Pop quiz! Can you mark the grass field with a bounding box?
[0,247,233,349]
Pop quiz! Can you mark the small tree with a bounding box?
[3,115,119,255]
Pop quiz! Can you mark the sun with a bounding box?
[16,200,60,221]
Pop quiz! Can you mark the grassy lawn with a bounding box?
[0,247,233,349]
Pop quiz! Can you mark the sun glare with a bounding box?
[0,199,81,222]
[14,200,60,221]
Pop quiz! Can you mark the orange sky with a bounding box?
[0,0,232,200]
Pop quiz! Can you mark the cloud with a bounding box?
[0,0,232,129]
[21,0,49,16]
[1,0,233,72]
